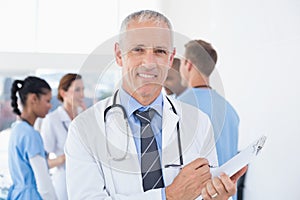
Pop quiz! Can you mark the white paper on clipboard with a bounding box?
[211,135,267,178]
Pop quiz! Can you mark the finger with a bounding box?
[206,180,218,198]
[201,187,212,200]
[192,164,211,185]
[231,165,248,182]
[231,165,248,184]
[197,164,211,176]
[200,170,212,184]
[220,173,236,196]
[211,177,226,195]
[184,158,209,171]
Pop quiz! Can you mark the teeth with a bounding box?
[138,73,156,78]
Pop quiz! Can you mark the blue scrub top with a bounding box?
[7,121,46,200]
[178,88,239,166]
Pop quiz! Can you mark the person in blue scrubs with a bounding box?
[178,39,239,166]
[178,39,240,200]
[8,76,57,200]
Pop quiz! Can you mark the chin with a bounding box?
[137,84,161,97]
[40,114,46,118]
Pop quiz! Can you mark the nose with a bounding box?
[142,49,156,66]
[79,89,84,98]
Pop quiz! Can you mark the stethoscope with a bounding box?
[103,90,183,167]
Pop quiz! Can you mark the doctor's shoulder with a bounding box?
[68,97,110,150]
[71,97,111,129]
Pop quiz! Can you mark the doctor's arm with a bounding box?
[64,123,162,200]
[64,124,110,199]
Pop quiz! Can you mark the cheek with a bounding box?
[179,67,183,76]
[72,91,79,97]
[66,93,76,102]
[36,103,49,117]
[122,66,135,80]
[180,68,186,79]
[43,103,50,111]
[161,67,169,79]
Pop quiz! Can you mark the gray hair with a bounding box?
[120,10,173,33]
[118,10,174,47]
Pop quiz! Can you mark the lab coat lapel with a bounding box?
[103,94,144,193]
[58,106,71,131]
[74,95,143,195]
[161,96,180,165]
[161,96,182,186]
[162,96,179,147]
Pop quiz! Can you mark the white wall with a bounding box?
[164,0,300,199]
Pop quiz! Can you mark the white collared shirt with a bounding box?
[40,106,71,170]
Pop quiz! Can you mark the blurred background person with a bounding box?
[40,73,85,200]
[163,57,187,98]
[178,39,240,199]
[8,76,57,200]
[0,77,16,131]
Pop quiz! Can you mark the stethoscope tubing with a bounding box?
[103,90,183,166]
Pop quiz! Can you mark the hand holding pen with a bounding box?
[165,158,211,200]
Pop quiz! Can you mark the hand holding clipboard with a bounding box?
[211,135,267,178]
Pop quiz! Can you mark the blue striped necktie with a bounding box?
[135,108,165,191]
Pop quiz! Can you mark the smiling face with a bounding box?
[115,20,175,105]
[61,79,85,108]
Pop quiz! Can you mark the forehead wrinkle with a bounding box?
[119,25,173,48]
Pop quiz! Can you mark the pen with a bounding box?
[165,164,217,169]
[164,164,182,169]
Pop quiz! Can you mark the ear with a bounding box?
[186,60,193,72]
[59,89,66,99]
[29,93,38,104]
[115,43,123,67]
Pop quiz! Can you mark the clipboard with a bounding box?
[211,135,267,178]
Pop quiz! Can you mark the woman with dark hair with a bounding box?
[40,73,85,200]
[8,76,57,200]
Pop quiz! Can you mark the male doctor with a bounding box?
[65,10,246,200]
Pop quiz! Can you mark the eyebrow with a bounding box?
[132,44,169,50]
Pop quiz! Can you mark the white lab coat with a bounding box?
[65,95,218,200]
[41,106,70,200]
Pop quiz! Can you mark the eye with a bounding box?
[131,46,145,53]
[154,48,168,55]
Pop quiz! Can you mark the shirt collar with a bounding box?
[119,87,163,118]
[57,106,72,122]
